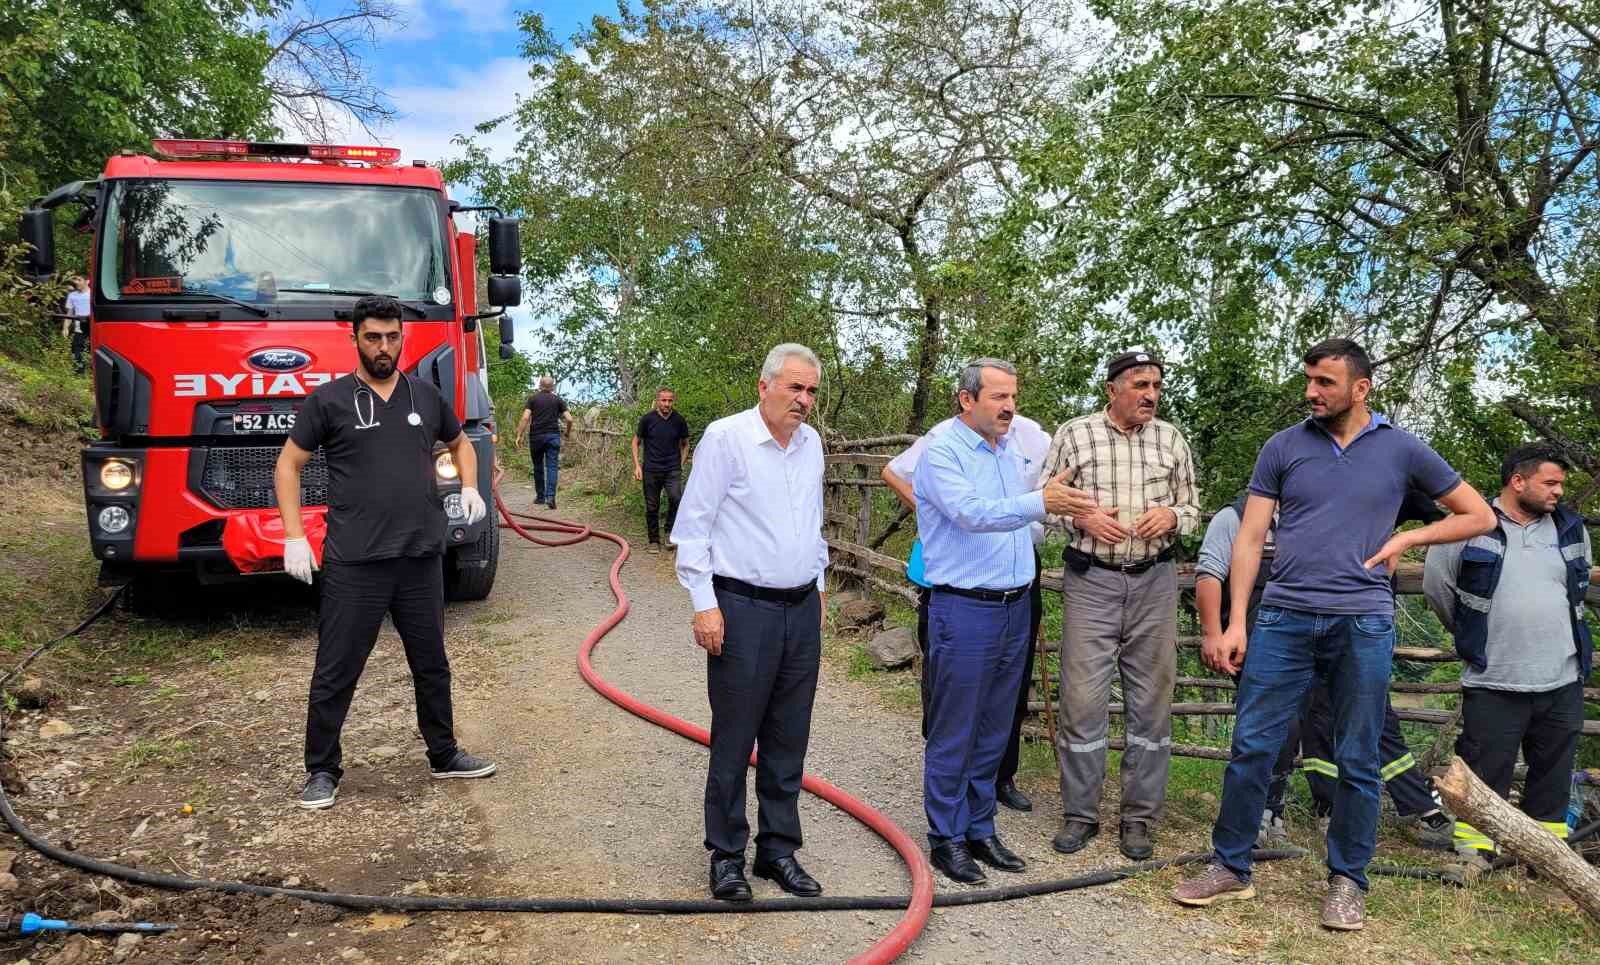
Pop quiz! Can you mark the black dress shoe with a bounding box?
[709,857,751,901]
[967,835,1026,872]
[1052,820,1100,855]
[996,780,1033,812]
[753,854,822,897]
[1119,821,1154,861]
[930,841,987,885]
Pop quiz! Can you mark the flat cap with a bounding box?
[1105,349,1164,383]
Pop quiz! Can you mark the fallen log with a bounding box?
[1433,756,1600,925]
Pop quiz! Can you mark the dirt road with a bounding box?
[2,477,1243,964]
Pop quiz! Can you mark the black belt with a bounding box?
[712,574,816,605]
[1066,546,1175,575]
[933,583,1031,604]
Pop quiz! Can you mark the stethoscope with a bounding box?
[352,371,423,431]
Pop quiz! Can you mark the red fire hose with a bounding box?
[493,486,935,963]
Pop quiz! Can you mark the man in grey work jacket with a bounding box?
[1424,443,1594,864]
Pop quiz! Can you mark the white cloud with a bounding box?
[372,57,532,168]
[437,0,519,33]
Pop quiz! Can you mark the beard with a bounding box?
[1311,398,1353,426]
[359,351,395,380]
[1515,491,1554,517]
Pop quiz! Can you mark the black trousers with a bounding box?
[918,551,1042,785]
[69,327,88,373]
[704,585,822,861]
[306,555,457,779]
[1457,682,1584,823]
[1270,681,1437,818]
[641,468,683,543]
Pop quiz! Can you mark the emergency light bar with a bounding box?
[150,140,402,165]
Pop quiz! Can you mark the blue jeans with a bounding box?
[1212,606,1395,890]
[923,591,1031,847]
[530,433,561,502]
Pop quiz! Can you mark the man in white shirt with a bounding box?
[672,343,830,903]
[63,276,90,372]
[883,401,1051,812]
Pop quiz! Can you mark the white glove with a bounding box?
[283,537,316,585]
[460,486,487,526]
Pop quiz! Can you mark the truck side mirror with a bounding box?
[18,208,55,278]
[488,217,521,275]
[486,274,521,308]
[499,343,516,360]
[499,315,515,346]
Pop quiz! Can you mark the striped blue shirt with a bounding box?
[913,418,1046,590]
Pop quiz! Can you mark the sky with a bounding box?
[364,1,615,168]
[352,1,620,353]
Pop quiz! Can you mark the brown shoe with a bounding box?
[1119,821,1154,861]
[1321,875,1365,931]
[1172,862,1255,907]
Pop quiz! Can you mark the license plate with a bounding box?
[232,412,295,434]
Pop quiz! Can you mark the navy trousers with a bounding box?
[923,590,1031,847]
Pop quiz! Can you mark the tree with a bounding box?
[1013,0,1599,502]
[658,0,1084,431]
[0,0,278,196]
[264,0,402,140]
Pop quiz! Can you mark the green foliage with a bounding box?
[1009,0,1600,502]
[0,0,278,199]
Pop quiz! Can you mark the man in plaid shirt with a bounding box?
[1040,350,1200,861]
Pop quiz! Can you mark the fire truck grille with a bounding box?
[199,447,328,509]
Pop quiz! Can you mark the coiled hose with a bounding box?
[0,488,1313,964]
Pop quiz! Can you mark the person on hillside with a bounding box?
[1424,443,1593,867]
[515,376,572,510]
[273,295,496,811]
[1196,491,1453,850]
[913,358,1090,884]
[1039,349,1200,862]
[882,395,1053,813]
[1173,338,1494,932]
[63,276,90,373]
[671,344,830,902]
[633,387,690,555]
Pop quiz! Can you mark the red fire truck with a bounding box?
[18,139,522,603]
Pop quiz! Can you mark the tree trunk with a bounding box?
[615,262,639,405]
[1433,756,1600,925]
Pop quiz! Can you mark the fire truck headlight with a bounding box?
[98,506,131,534]
[434,452,459,481]
[444,493,465,520]
[100,460,135,491]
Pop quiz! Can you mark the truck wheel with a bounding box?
[446,517,499,601]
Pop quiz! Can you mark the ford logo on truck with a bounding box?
[247,348,312,372]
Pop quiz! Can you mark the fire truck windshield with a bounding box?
[97,179,450,312]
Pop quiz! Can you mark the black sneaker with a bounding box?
[546,498,557,511]
[299,772,338,810]
[430,750,497,779]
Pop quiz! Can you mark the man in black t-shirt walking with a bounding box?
[274,296,497,811]
[632,387,690,554]
[515,376,572,509]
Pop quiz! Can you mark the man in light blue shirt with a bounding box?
[913,358,1084,884]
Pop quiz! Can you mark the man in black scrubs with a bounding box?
[632,387,690,554]
[274,295,496,810]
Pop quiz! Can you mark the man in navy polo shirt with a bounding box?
[1173,339,1494,931]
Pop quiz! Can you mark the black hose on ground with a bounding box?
[0,590,1308,919]
[1368,817,1600,884]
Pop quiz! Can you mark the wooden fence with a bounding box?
[821,440,1600,758]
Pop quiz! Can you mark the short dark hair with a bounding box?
[351,294,403,333]
[1501,443,1571,486]
[1303,338,1373,381]
[656,387,674,396]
